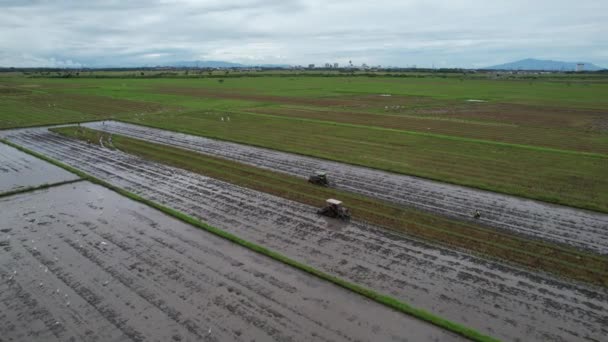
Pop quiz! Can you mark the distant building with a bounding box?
[308,64,315,69]
[333,63,339,68]
[325,63,332,68]
[576,63,585,72]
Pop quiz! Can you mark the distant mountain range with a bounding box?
[484,58,605,71]
[166,60,291,68]
[168,60,245,68]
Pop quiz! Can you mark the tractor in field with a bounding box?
[317,199,351,220]
[308,171,329,187]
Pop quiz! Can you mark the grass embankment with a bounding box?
[0,137,500,342]
[0,179,82,198]
[51,126,608,287]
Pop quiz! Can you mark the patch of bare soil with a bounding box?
[413,102,605,130]
[590,115,608,132]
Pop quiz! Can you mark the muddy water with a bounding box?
[0,142,78,194]
[3,128,608,341]
[1,181,457,342]
[83,121,608,254]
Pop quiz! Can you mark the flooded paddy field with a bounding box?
[0,142,78,194]
[0,181,457,342]
[2,127,608,341]
[84,121,608,255]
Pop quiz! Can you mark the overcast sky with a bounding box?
[1,0,606,68]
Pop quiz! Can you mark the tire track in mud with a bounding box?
[2,128,608,341]
[86,213,360,342]
[1,182,449,342]
[0,235,131,341]
[83,121,608,254]
[74,217,329,341]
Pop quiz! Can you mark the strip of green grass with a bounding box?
[50,127,608,287]
[0,179,83,198]
[0,136,501,342]
[0,119,102,131]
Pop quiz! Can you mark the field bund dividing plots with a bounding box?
[2,127,608,341]
[85,121,608,255]
[0,181,458,342]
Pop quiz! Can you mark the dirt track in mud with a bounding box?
[1,182,454,342]
[0,142,78,194]
[85,121,608,255]
[2,127,608,341]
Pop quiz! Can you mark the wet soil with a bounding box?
[84,121,608,255]
[0,181,455,342]
[2,127,608,341]
[0,142,78,194]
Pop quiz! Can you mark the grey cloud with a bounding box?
[0,0,606,68]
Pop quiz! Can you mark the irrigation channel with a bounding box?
[1,181,456,341]
[1,127,607,341]
[84,121,608,255]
